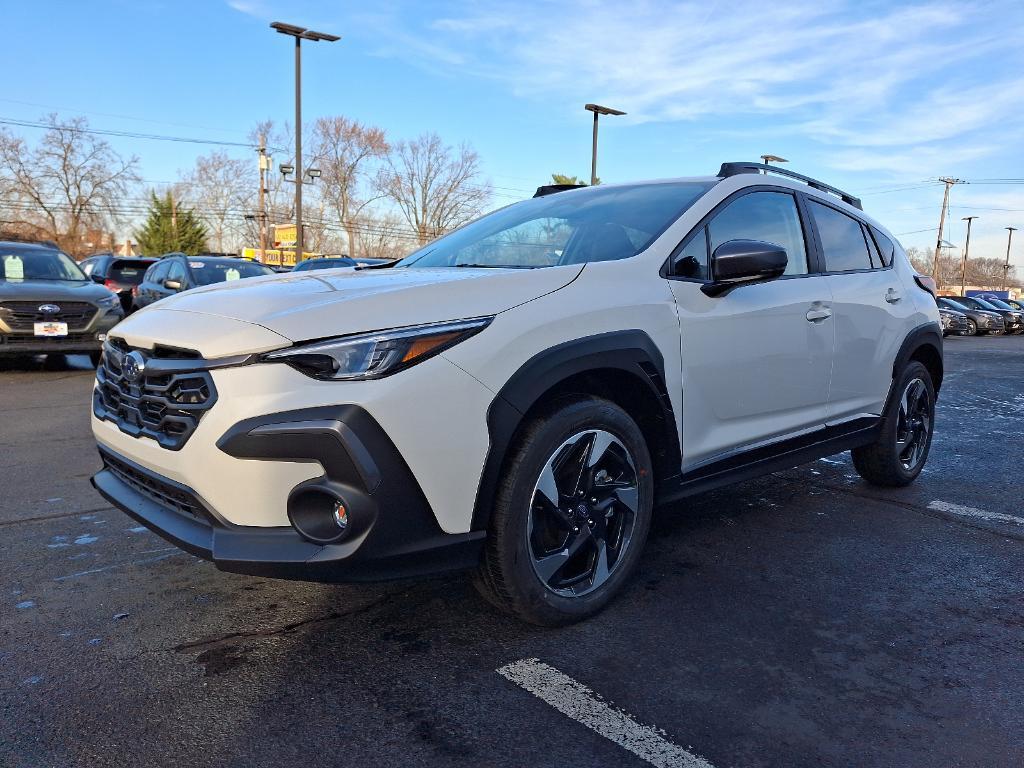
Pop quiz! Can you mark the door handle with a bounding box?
[885,288,902,303]
[806,306,833,322]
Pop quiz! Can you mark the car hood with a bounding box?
[0,278,113,304]
[128,265,584,342]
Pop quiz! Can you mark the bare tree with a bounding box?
[177,150,254,253]
[357,214,419,261]
[311,116,388,257]
[380,133,490,245]
[0,114,140,255]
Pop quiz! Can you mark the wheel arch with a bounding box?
[892,321,944,394]
[470,330,680,531]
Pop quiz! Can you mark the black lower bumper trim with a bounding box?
[91,450,485,583]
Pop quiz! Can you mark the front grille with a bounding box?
[2,332,95,345]
[101,448,211,523]
[0,301,97,331]
[93,340,218,450]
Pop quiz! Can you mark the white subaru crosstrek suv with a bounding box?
[91,162,942,625]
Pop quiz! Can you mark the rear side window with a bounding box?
[869,227,895,267]
[809,201,872,272]
[109,260,152,285]
[707,191,808,276]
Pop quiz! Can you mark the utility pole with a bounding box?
[271,22,340,263]
[257,135,269,261]
[1004,227,1018,292]
[169,189,178,236]
[960,216,978,296]
[932,177,963,285]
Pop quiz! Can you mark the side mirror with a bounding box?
[163,279,182,291]
[702,239,788,297]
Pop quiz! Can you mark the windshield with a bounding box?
[189,260,274,286]
[938,298,969,311]
[292,258,355,272]
[396,182,714,269]
[968,297,999,310]
[982,297,1013,310]
[0,246,86,282]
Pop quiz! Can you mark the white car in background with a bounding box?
[90,162,942,625]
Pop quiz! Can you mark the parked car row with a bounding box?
[936,295,1024,336]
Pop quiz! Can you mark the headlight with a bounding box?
[262,317,493,381]
[96,293,120,309]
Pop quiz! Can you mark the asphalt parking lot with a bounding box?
[2,336,1023,768]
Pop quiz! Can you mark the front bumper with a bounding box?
[0,307,121,354]
[92,404,486,582]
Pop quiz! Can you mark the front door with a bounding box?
[667,189,835,468]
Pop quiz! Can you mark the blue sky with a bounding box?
[3,0,1024,264]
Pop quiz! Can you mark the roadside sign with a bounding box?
[273,224,297,247]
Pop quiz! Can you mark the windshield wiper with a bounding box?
[453,263,538,269]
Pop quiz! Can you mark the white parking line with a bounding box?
[497,658,715,768]
[927,500,1024,526]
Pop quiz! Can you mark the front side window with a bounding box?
[670,226,709,280]
[809,200,873,272]
[397,182,714,269]
[148,261,170,284]
[166,260,187,284]
[707,191,809,276]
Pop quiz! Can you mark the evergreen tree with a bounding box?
[134,191,208,255]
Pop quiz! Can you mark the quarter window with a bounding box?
[870,227,895,267]
[670,226,709,279]
[707,192,808,276]
[809,200,873,272]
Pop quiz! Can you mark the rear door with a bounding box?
[805,199,913,422]
[667,188,835,467]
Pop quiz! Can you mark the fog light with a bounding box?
[332,500,348,530]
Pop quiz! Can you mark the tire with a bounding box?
[852,361,935,487]
[965,318,977,336]
[474,396,654,626]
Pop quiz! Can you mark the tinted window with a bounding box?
[707,191,808,276]
[983,297,1013,310]
[189,260,274,286]
[398,182,714,269]
[809,201,872,272]
[148,261,170,283]
[671,226,709,279]
[109,260,154,285]
[870,227,895,267]
[80,258,97,276]
[938,297,970,311]
[292,257,357,272]
[166,260,187,283]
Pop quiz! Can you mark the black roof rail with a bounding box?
[718,162,862,210]
[534,183,587,198]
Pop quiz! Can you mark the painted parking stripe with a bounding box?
[928,500,1024,526]
[498,658,714,768]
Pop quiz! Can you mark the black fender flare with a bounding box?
[469,330,679,531]
[892,321,943,390]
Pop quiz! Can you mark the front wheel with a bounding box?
[852,361,935,487]
[474,397,654,626]
[964,319,977,336]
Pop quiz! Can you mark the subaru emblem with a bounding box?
[122,351,146,384]
[38,304,61,314]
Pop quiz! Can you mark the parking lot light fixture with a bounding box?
[584,103,626,187]
[271,21,340,262]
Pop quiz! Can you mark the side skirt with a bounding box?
[655,417,881,506]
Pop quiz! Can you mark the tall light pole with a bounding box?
[932,177,963,284]
[584,103,625,186]
[961,216,978,296]
[271,21,340,262]
[1004,226,1018,292]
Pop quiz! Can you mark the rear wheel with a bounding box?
[475,397,653,626]
[852,361,935,487]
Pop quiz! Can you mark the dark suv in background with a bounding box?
[132,254,275,310]
[0,240,124,365]
[78,254,157,313]
[936,297,1004,336]
[952,295,1023,334]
